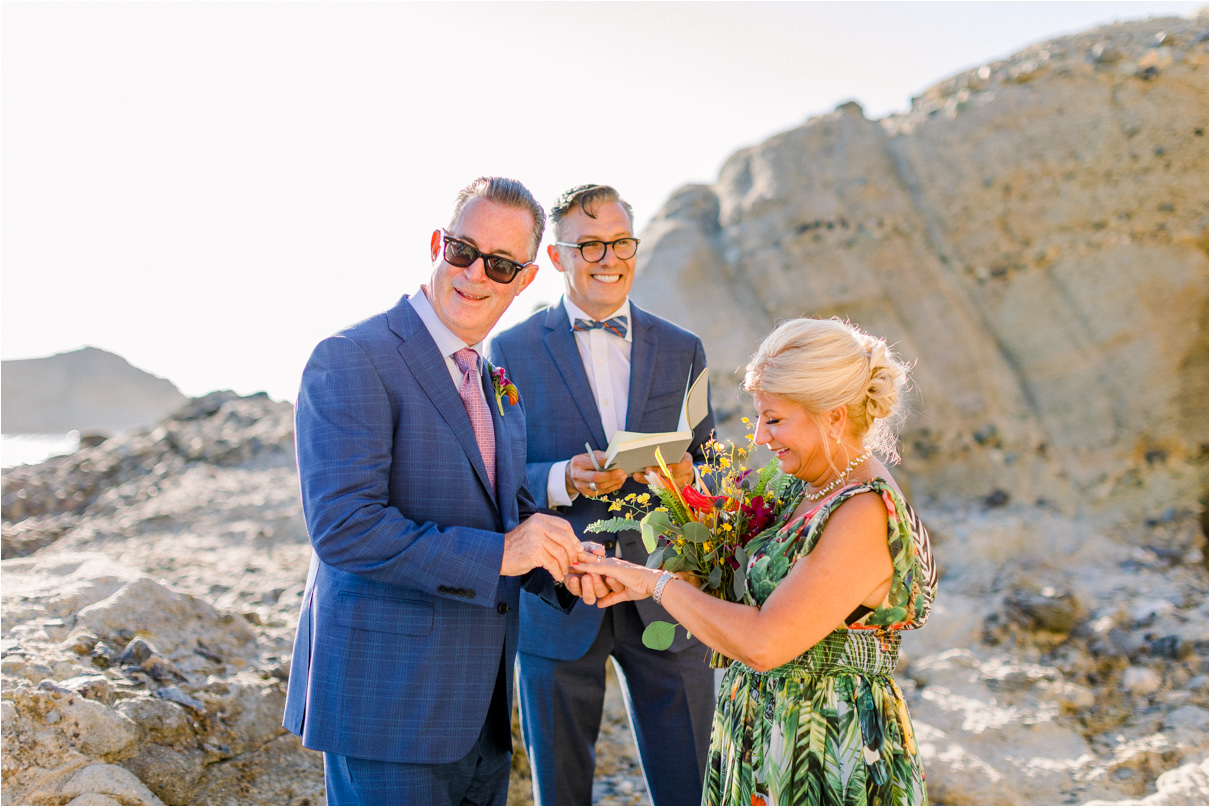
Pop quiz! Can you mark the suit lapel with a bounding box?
[542,303,609,449]
[625,303,659,432]
[388,298,498,506]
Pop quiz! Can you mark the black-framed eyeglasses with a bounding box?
[441,230,532,284]
[553,237,640,263]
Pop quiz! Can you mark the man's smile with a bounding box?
[455,287,490,301]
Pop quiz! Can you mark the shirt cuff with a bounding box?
[547,461,578,508]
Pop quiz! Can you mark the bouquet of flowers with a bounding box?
[586,425,791,662]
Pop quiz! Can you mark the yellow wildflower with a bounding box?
[609,499,623,512]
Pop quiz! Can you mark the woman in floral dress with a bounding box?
[575,317,936,806]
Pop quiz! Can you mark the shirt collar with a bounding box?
[562,297,633,343]
[410,286,485,360]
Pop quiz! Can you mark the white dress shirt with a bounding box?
[409,286,486,387]
[546,297,633,508]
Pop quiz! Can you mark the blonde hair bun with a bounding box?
[744,318,911,462]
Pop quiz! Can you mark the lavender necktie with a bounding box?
[453,348,496,492]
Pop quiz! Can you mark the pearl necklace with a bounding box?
[804,450,873,501]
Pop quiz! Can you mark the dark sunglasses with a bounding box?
[440,230,532,284]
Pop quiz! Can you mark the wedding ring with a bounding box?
[589,482,598,493]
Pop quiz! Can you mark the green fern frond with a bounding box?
[652,484,689,524]
[585,517,642,534]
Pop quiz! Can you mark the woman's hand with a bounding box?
[570,557,660,608]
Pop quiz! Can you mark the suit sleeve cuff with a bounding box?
[547,461,578,508]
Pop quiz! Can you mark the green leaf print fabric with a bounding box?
[703,478,936,806]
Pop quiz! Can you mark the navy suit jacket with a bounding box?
[283,293,570,764]
[489,300,715,659]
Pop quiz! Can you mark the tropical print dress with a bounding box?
[702,477,936,806]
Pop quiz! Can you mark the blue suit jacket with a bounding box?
[489,300,715,660]
[283,293,570,764]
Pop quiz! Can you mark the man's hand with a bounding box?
[631,451,695,490]
[564,541,626,605]
[501,514,584,580]
[566,451,627,498]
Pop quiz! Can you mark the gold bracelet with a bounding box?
[652,571,675,605]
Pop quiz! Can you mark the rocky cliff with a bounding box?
[632,10,1209,521]
[2,347,187,437]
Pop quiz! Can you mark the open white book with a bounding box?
[602,367,709,474]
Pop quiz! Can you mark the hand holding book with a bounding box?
[601,368,709,474]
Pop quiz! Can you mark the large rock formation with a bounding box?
[1,10,1207,807]
[632,10,1208,520]
[2,347,187,437]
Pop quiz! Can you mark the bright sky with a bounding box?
[2,0,1203,404]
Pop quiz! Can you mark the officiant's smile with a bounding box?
[550,196,638,321]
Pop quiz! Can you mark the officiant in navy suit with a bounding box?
[283,177,598,806]
[490,184,717,805]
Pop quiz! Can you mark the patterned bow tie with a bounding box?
[572,315,629,338]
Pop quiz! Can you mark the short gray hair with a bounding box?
[449,177,546,259]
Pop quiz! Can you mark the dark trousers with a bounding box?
[518,600,715,806]
[324,651,512,805]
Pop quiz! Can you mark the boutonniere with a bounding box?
[489,365,520,416]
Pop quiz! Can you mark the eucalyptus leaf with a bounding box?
[665,553,695,573]
[640,521,658,553]
[682,521,709,544]
[706,565,723,589]
[642,621,677,650]
[643,510,676,532]
[732,573,748,602]
[645,547,666,569]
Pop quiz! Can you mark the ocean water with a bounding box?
[1,432,80,469]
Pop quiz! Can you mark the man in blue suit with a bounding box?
[283,177,597,805]
[490,184,717,805]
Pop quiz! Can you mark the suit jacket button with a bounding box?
[604,540,616,551]
[497,603,509,614]
[466,589,476,599]
[438,585,449,593]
